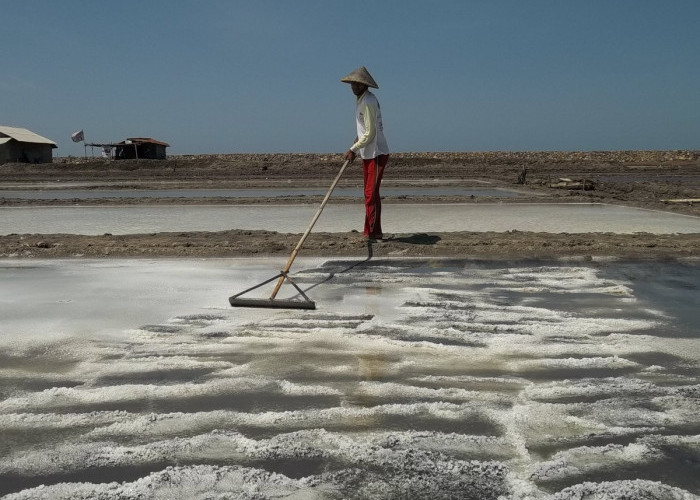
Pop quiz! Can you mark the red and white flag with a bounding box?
[71,130,84,143]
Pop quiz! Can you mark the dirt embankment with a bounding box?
[1,151,698,259]
[3,230,699,260]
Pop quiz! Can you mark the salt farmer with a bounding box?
[342,66,390,241]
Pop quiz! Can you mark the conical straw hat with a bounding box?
[341,66,379,89]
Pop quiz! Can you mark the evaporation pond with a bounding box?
[1,203,698,235]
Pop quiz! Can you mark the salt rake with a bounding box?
[229,159,351,310]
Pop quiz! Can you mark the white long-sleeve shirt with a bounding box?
[350,90,389,159]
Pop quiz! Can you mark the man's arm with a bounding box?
[345,136,358,163]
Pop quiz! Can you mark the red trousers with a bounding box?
[362,154,389,238]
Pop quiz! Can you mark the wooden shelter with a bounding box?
[114,138,169,160]
[0,126,57,164]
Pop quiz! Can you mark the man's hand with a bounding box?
[344,150,356,163]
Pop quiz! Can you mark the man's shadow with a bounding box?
[385,233,441,245]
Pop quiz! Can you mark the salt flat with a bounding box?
[0,257,698,499]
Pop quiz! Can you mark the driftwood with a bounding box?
[661,198,700,206]
[548,177,596,190]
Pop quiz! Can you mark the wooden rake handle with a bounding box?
[270,159,352,299]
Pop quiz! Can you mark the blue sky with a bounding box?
[3,1,699,155]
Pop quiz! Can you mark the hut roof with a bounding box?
[120,137,170,147]
[0,126,57,148]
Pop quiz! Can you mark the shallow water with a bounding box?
[0,258,698,499]
[0,186,521,200]
[2,203,699,235]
